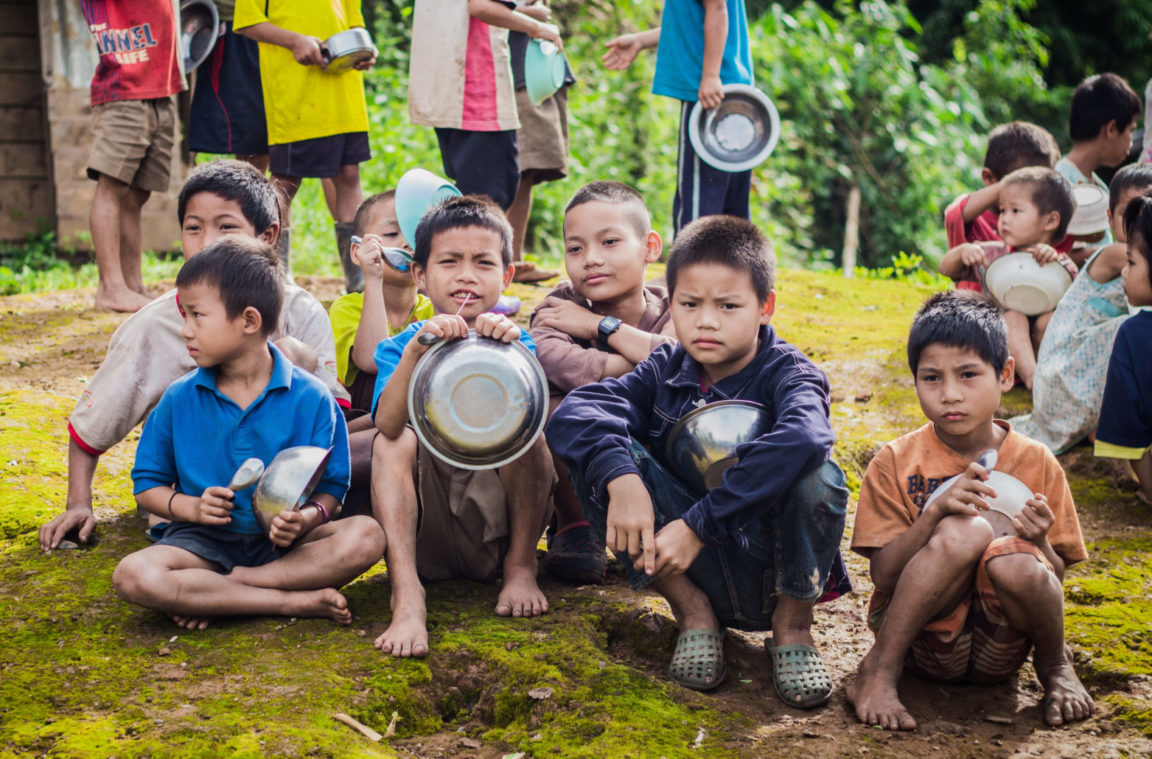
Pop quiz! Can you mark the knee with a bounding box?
[926,515,994,562]
[112,553,156,604]
[788,460,849,518]
[986,553,1057,597]
[341,516,386,563]
[372,428,416,469]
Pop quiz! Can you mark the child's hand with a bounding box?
[268,509,307,547]
[957,243,989,269]
[606,474,656,575]
[532,296,600,341]
[653,519,704,577]
[475,312,521,343]
[409,314,468,355]
[289,33,325,66]
[698,74,724,109]
[930,461,996,518]
[602,34,642,70]
[1026,243,1058,265]
[196,486,235,525]
[530,21,562,50]
[1012,492,1055,543]
[352,235,388,281]
[518,0,551,23]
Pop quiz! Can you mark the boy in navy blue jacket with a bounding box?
[547,216,849,704]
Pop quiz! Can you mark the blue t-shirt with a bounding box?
[371,321,537,420]
[132,343,351,535]
[652,0,754,102]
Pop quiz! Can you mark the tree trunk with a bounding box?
[842,183,861,278]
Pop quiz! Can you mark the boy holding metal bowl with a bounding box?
[369,196,554,660]
[546,216,850,704]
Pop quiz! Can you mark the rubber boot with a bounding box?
[336,221,362,294]
[274,227,293,283]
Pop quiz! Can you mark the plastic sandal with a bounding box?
[668,628,726,691]
[766,639,833,708]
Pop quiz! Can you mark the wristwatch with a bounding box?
[597,315,623,349]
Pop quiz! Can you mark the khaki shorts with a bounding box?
[87,97,177,192]
[514,86,569,181]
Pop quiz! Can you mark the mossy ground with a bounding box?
[1,270,1150,758]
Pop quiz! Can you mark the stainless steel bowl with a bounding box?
[251,446,332,532]
[665,400,770,493]
[180,0,219,72]
[321,28,376,73]
[688,84,780,172]
[408,331,548,470]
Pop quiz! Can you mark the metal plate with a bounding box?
[688,84,780,172]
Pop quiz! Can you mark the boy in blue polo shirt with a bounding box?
[547,216,850,704]
[112,237,384,626]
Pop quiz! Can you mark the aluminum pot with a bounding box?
[408,331,548,470]
[180,0,219,72]
[251,446,332,532]
[664,400,770,493]
[321,28,376,73]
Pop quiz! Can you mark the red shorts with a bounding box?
[868,536,1053,683]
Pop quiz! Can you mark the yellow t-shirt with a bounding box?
[329,291,434,386]
[233,0,370,144]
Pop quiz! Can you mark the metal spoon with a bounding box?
[350,236,413,272]
[228,458,265,492]
[976,449,998,471]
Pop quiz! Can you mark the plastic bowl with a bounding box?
[395,168,462,248]
[251,446,332,533]
[180,0,219,73]
[983,252,1073,316]
[1067,184,1109,236]
[688,84,780,172]
[925,470,1036,520]
[408,331,548,470]
[664,400,770,494]
[524,38,566,105]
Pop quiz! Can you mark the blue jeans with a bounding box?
[571,440,850,631]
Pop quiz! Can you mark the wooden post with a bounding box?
[842,183,861,278]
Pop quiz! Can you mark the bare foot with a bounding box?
[170,615,211,630]
[374,603,429,658]
[295,588,352,624]
[495,565,548,618]
[846,651,917,731]
[95,285,153,313]
[1036,648,1094,726]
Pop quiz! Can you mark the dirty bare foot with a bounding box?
[1037,648,1094,726]
[374,603,429,658]
[847,651,917,731]
[95,285,153,313]
[495,565,548,618]
[296,588,351,624]
[170,615,211,630]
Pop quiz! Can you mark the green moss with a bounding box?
[1065,538,1152,678]
[1103,694,1152,736]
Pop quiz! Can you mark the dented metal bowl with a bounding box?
[321,28,376,73]
[688,84,780,172]
[180,0,219,72]
[251,446,331,532]
[665,400,770,493]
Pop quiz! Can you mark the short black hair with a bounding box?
[1069,73,1141,142]
[353,190,397,238]
[665,216,774,302]
[413,195,513,268]
[1000,166,1075,241]
[1123,193,1152,289]
[983,121,1060,179]
[564,181,651,239]
[177,159,279,235]
[175,236,283,337]
[907,291,1009,374]
[1109,164,1152,213]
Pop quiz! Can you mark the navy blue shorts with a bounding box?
[188,22,269,156]
[434,127,519,210]
[269,131,371,179]
[673,99,752,236]
[153,522,283,573]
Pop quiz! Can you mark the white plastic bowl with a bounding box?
[1067,184,1109,236]
[924,470,1036,520]
[983,252,1073,316]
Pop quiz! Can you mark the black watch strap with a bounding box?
[597,315,623,349]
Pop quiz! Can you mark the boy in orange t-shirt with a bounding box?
[848,291,1093,731]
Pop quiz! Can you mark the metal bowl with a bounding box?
[665,400,770,493]
[321,28,376,73]
[983,252,1073,316]
[251,446,332,532]
[180,0,219,72]
[688,84,780,172]
[408,331,548,470]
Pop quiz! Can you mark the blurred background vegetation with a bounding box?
[4,0,1151,292]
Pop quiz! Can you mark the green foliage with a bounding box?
[854,251,953,288]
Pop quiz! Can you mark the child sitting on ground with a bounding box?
[39,160,348,558]
[369,196,554,659]
[1056,72,1141,248]
[547,216,850,705]
[938,166,1077,389]
[530,181,675,584]
[848,290,1093,731]
[1012,165,1152,452]
[1096,193,1152,504]
[112,237,385,626]
[329,191,434,413]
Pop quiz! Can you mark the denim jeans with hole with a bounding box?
[570,439,850,631]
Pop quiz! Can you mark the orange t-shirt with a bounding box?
[851,421,1087,565]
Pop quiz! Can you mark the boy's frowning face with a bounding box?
[670,261,773,385]
[997,183,1059,249]
[414,226,512,323]
[181,192,270,258]
[176,281,254,368]
[914,343,1013,448]
[563,201,659,304]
